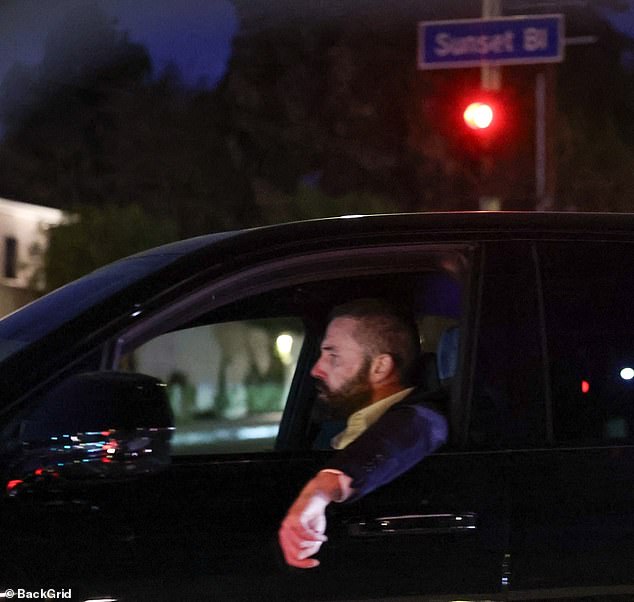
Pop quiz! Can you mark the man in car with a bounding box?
[278,298,449,568]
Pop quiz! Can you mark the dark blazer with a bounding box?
[323,387,448,502]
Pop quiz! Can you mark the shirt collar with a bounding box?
[331,387,415,449]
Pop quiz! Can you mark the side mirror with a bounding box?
[7,372,174,493]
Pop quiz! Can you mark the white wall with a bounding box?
[0,197,64,316]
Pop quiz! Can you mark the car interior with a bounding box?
[114,268,465,456]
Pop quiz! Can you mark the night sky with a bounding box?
[2,0,633,85]
[0,0,632,119]
[0,0,238,90]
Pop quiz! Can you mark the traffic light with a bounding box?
[426,75,524,162]
[459,94,508,148]
[463,101,494,130]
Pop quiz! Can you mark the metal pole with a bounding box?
[535,68,557,211]
[535,71,546,206]
[481,0,502,91]
[479,0,502,210]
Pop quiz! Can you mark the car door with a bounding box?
[506,240,634,599]
[0,241,510,601]
[298,246,512,601]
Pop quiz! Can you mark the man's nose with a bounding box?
[311,358,325,380]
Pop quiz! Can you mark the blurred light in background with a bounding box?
[276,333,294,365]
[620,367,634,380]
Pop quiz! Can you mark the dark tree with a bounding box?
[225,0,634,212]
[0,6,260,238]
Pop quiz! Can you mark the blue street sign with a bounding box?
[418,14,564,70]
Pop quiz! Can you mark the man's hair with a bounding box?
[329,298,421,386]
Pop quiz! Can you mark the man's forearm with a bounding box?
[278,470,354,568]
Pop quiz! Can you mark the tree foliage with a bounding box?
[2,1,634,294]
[0,7,260,240]
[223,19,476,212]
[226,2,634,212]
[39,204,178,293]
[256,182,396,224]
[554,10,634,210]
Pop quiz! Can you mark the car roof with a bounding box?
[134,211,634,261]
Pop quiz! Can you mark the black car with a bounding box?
[1,211,633,601]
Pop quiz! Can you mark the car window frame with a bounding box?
[108,243,472,361]
[106,242,474,453]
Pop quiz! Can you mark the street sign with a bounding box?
[418,14,564,70]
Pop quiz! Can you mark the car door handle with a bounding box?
[347,512,477,537]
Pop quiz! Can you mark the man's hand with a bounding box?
[278,488,329,568]
[278,470,352,569]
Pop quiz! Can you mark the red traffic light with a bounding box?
[463,102,494,130]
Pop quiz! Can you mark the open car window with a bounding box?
[120,318,304,454]
[112,256,466,456]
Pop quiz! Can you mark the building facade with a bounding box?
[0,197,64,316]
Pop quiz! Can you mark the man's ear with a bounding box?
[369,353,397,384]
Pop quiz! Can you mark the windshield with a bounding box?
[0,226,238,362]
[0,253,180,360]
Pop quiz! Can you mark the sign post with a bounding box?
[418,14,564,210]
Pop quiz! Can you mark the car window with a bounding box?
[0,254,177,361]
[120,317,304,455]
[539,241,634,445]
[112,263,465,455]
[469,241,547,449]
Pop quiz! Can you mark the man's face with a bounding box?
[310,317,373,418]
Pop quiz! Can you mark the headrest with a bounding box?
[437,326,459,381]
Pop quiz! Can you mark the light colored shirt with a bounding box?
[330,387,415,450]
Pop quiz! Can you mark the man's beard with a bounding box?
[314,358,373,419]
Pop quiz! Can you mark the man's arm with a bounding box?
[324,396,448,501]
[278,469,352,568]
[278,392,448,568]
